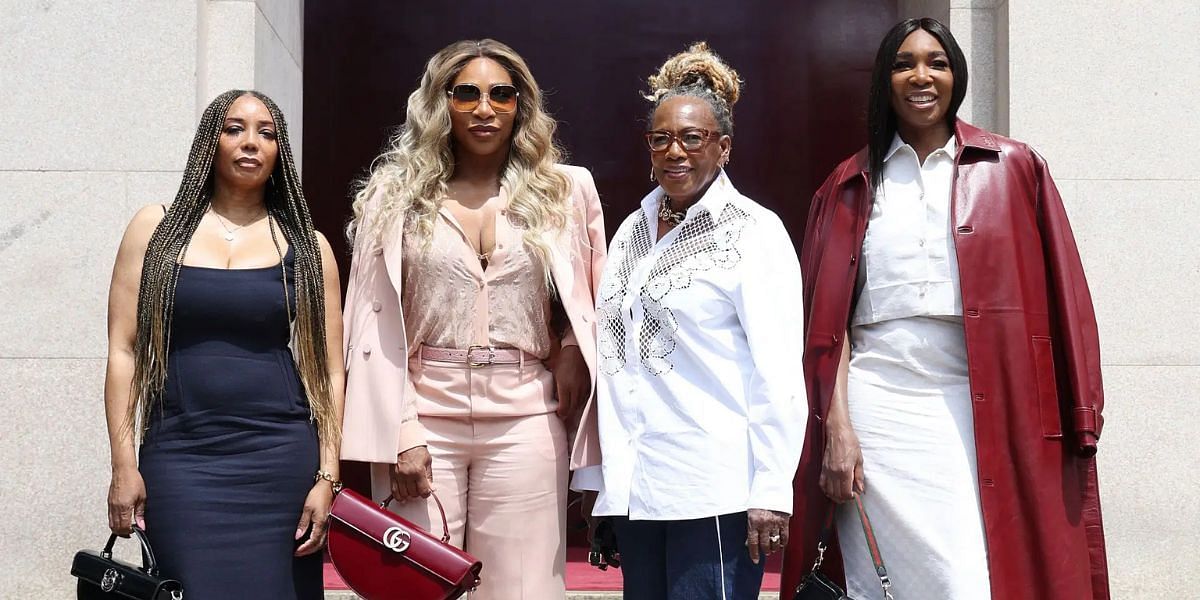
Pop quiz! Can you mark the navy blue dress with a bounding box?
[139,247,323,599]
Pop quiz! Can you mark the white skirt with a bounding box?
[837,316,991,600]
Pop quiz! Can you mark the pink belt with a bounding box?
[419,345,541,367]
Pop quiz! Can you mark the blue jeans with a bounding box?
[611,512,766,600]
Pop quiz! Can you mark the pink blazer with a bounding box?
[341,165,606,470]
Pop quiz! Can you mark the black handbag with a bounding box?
[71,525,183,600]
[793,496,892,600]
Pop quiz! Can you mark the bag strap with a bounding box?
[809,497,893,600]
[809,503,837,573]
[852,496,893,600]
[101,525,160,576]
[380,492,451,544]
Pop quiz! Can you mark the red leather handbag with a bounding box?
[328,489,482,600]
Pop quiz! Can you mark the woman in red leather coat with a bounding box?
[782,18,1109,600]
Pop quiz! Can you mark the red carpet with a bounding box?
[324,548,782,592]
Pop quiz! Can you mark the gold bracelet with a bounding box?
[315,470,343,493]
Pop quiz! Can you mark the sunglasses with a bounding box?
[645,128,717,153]
[447,83,520,113]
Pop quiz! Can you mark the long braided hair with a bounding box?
[127,90,337,445]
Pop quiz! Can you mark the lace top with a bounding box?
[401,203,554,358]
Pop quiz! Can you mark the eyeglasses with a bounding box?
[645,128,717,153]
[447,84,520,113]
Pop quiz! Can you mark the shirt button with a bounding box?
[362,345,373,356]
[373,247,383,256]
[919,239,925,247]
[372,301,382,312]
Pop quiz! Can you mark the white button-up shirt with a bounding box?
[576,172,806,520]
[852,134,963,326]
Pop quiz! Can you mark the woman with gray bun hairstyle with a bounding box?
[573,43,807,600]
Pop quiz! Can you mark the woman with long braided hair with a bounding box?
[341,39,605,599]
[102,90,345,598]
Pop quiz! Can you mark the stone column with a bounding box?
[203,0,305,168]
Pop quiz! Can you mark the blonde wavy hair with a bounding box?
[349,39,571,274]
[645,42,743,135]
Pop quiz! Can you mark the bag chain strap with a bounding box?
[809,496,894,600]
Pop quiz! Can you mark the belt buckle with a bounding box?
[467,344,496,367]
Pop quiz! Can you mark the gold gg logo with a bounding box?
[382,527,411,553]
[100,568,120,592]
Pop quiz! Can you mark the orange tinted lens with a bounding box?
[488,85,518,112]
[449,84,481,111]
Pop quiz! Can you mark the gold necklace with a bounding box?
[210,208,265,241]
[658,195,686,226]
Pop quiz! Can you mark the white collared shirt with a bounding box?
[852,134,963,326]
[575,172,806,520]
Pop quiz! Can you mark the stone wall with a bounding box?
[0,1,303,596]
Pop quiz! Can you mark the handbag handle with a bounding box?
[101,525,160,576]
[810,496,893,600]
[380,492,451,544]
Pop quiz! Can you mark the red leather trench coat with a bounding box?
[781,121,1109,599]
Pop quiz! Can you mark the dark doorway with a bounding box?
[304,1,896,266]
[302,0,896,584]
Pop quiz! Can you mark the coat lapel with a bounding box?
[548,232,577,301]
[381,209,407,302]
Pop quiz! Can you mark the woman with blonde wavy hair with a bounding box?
[340,39,605,598]
[573,43,806,599]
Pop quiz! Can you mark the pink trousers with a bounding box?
[372,359,568,600]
